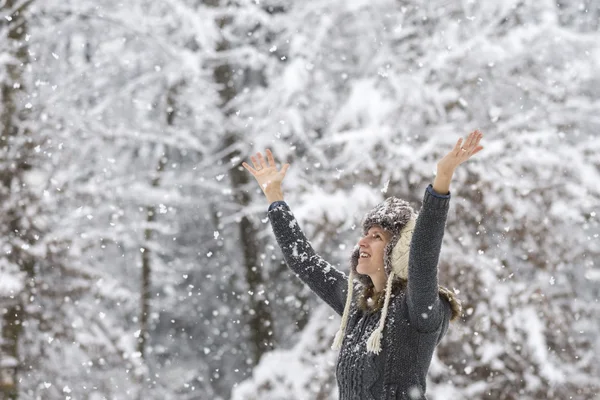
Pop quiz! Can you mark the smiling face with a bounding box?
[356,225,392,277]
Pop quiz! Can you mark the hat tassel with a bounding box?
[366,271,395,354]
[332,270,355,350]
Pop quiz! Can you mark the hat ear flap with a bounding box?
[390,218,416,280]
[350,246,360,271]
[383,239,396,277]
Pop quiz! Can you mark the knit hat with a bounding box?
[331,197,461,354]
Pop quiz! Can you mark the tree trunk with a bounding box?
[205,0,275,366]
[136,85,177,399]
[0,2,33,399]
[138,152,167,356]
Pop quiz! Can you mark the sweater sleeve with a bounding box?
[407,184,451,332]
[268,201,348,316]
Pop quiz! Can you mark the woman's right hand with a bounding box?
[242,149,290,204]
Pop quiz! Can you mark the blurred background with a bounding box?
[1,0,599,399]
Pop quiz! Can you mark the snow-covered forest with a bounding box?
[0,0,599,399]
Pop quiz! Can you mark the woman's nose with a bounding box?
[358,236,368,247]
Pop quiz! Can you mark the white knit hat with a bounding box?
[332,197,417,354]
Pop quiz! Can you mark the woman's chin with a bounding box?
[356,264,369,275]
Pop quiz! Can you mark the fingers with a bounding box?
[454,138,462,150]
[250,155,261,170]
[281,163,290,177]
[451,130,483,160]
[463,131,477,149]
[473,130,483,146]
[266,149,276,167]
[249,151,270,171]
[463,131,483,160]
[256,152,268,169]
[243,149,289,176]
[464,130,483,154]
[471,145,484,156]
[454,138,463,156]
[242,162,258,175]
[469,130,483,153]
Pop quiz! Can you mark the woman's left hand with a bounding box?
[437,130,484,175]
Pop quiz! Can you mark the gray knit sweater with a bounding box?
[268,186,453,400]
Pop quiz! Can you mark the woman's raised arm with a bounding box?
[243,150,349,316]
[407,131,484,332]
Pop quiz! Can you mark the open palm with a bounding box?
[437,130,484,172]
[242,149,290,195]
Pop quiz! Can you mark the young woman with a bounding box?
[242,131,484,400]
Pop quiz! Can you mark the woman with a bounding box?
[242,131,484,400]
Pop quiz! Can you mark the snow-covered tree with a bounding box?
[2,0,599,398]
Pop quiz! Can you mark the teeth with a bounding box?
[360,253,370,258]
